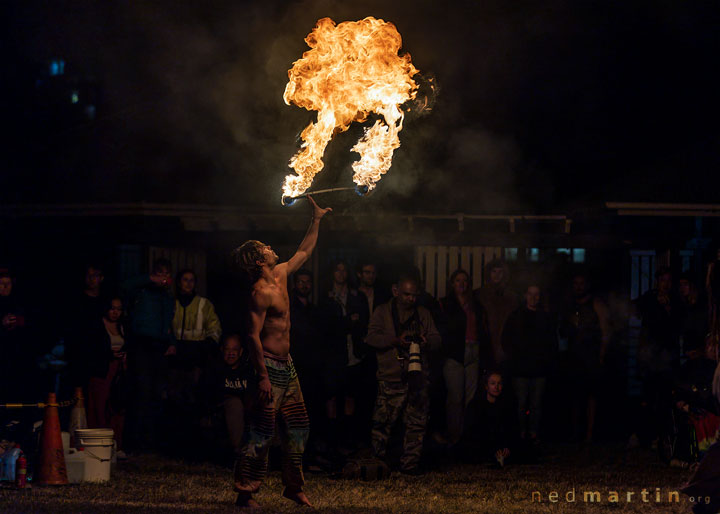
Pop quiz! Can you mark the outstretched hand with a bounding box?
[308,195,332,220]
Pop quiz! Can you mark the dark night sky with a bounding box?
[3,0,720,214]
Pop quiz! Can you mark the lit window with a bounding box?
[504,248,518,261]
[556,248,571,255]
[572,248,586,263]
[49,60,65,76]
[528,248,539,262]
[679,250,693,272]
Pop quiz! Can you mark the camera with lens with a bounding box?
[403,334,422,344]
[403,333,423,390]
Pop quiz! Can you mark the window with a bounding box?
[679,250,694,272]
[556,248,571,256]
[527,248,540,262]
[504,248,518,261]
[49,60,65,76]
[572,248,586,263]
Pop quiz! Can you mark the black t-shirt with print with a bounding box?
[222,351,254,397]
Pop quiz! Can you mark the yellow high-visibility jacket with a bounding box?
[173,295,222,343]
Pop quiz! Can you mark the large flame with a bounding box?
[282,17,419,200]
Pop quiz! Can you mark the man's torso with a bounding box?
[257,269,291,357]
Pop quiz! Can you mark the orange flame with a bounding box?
[282,17,419,200]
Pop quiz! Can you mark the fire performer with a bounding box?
[231,196,331,509]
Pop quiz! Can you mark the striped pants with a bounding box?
[235,354,309,493]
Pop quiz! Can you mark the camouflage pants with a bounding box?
[371,380,429,470]
[235,355,309,494]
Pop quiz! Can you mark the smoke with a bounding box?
[16,0,710,210]
[47,0,535,212]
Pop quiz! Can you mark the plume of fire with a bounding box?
[282,17,419,201]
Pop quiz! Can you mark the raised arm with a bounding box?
[286,196,332,275]
[248,289,272,404]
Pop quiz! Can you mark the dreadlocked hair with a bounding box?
[232,240,266,283]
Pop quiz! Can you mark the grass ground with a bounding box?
[0,443,702,513]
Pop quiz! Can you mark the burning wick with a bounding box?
[282,185,369,206]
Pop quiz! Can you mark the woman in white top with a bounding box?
[86,296,127,456]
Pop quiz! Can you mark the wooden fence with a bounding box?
[415,245,504,299]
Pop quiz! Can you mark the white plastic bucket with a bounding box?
[75,428,114,482]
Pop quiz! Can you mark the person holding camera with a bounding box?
[367,274,441,475]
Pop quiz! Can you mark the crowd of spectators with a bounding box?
[0,255,718,476]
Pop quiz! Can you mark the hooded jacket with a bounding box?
[173,294,222,343]
[122,274,175,346]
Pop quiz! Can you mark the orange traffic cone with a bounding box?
[36,393,68,485]
[69,387,87,448]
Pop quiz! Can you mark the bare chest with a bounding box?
[265,285,289,320]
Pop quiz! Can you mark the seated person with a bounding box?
[461,370,519,466]
[200,334,255,471]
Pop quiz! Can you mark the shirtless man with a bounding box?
[232,196,331,509]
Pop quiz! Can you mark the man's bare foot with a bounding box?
[282,488,313,507]
[235,492,261,510]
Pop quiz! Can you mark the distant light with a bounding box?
[572,248,586,263]
[679,249,693,272]
[504,248,518,261]
[71,91,79,104]
[49,59,65,76]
